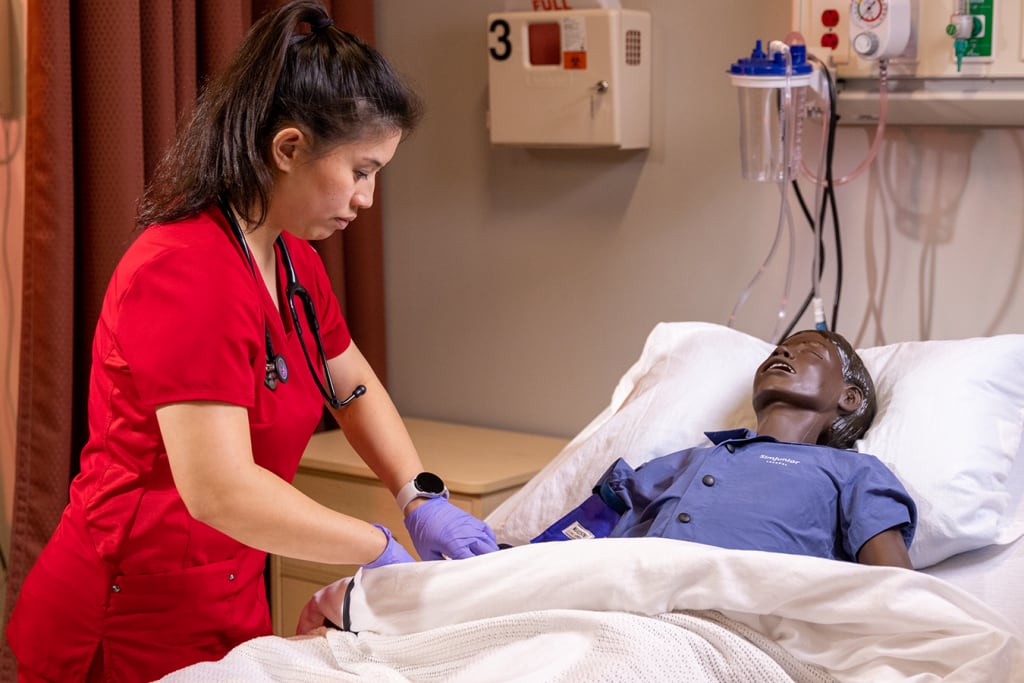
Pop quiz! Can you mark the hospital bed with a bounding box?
[161,322,1024,682]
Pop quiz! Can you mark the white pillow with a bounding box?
[487,322,1024,569]
[858,336,1024,567]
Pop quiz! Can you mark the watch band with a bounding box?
[396,472,449,512]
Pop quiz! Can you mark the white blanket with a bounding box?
[162,538,1024,682]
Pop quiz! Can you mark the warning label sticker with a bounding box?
[563,51,587,69]
[561,17,587,70]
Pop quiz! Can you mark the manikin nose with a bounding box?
[772,345,793,358]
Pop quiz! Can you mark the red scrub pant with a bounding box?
[7,512,271,682]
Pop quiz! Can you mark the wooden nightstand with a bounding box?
[269,417,569,635]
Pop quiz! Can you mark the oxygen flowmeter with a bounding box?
[945,1,994,72]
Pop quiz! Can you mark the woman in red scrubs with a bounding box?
[6,2,498,680]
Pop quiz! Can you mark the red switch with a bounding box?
[822,9,840,27]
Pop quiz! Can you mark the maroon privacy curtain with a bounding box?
[1,1,384,674]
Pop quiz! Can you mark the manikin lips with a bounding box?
[764,360,795,374]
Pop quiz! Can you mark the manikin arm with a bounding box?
[856,527,914,569]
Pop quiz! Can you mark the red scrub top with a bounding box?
[7,207,351,682]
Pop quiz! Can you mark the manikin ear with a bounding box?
[838,384,864,415]
[270,127,309,173]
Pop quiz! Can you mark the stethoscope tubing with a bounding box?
[216,196,364,409]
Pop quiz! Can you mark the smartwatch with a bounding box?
[396,472,449,512]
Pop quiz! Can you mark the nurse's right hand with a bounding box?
[362,524,416,569]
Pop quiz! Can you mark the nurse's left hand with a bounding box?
[404,498,500,560]
[362,524,416,569]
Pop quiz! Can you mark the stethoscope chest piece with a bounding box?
[265,353,289,390]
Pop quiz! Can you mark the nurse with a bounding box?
[6,2,498,680]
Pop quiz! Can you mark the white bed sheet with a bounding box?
[162,539,1023,682]
[917,430,1024,633]
[923,535,1024,634]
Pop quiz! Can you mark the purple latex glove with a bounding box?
[362,524,416,569]
[404,497,500,560]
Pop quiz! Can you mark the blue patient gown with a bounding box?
[532,429,916,562]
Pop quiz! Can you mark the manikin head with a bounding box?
[751,330,876,449]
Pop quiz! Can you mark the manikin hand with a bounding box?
[404,497,500,560]
[362,524,416,569]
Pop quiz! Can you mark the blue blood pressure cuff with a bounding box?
[530,460,633,544]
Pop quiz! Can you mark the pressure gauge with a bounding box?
[849,0,911,60]
[852,0,887,26]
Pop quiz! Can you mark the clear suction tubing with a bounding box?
[727,40,812,183]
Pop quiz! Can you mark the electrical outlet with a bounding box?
[795,0,851,67]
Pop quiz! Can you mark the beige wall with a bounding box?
[374,0,1024,438]
[0,0,26,564]
[1,2,1022,549]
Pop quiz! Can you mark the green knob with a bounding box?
[945,23,958,37]
[971,16,983,38]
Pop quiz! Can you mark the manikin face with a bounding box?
[265,128,403,241]
[751,331,851,418]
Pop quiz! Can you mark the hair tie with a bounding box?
[311,15,334,32]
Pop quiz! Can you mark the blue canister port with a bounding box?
[728,40,812,76]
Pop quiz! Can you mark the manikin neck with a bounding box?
[754,404,834,446]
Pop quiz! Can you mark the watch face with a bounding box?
[415,471,446,495]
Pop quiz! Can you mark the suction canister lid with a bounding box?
[728,40,812,88]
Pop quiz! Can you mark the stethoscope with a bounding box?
[217,196,365,409]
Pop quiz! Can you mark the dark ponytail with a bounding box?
[137,0,422,229]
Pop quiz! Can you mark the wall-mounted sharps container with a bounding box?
[728,41,812,183]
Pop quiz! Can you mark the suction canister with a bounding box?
[728,41,812,182]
